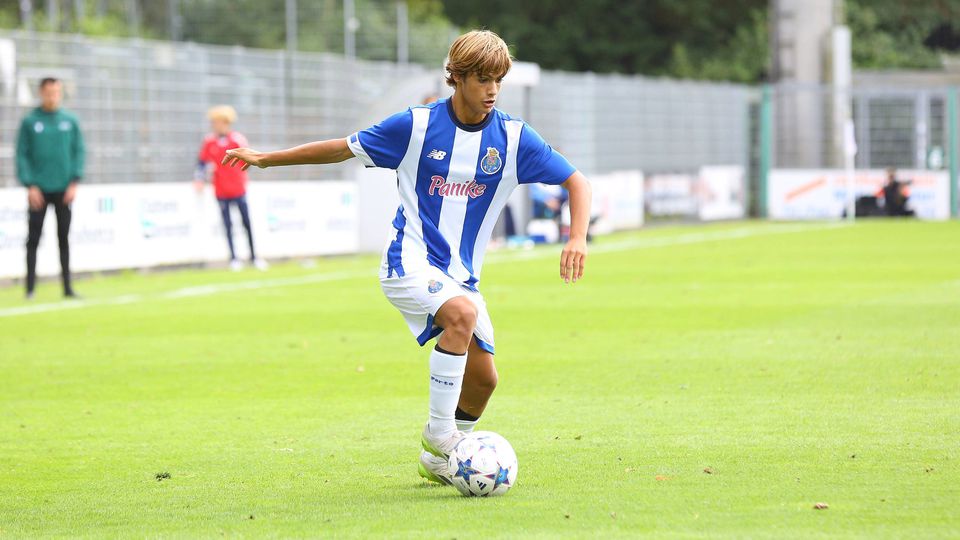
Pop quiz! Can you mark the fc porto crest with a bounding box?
[427,279,444,294]
[480,147,502,175]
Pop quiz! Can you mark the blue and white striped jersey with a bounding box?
[347,98,575,290]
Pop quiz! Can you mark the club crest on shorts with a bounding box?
[427,279,443,294]
[480,147,502,175]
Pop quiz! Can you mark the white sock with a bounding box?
[456,418,479,433]
[428,347,467,438]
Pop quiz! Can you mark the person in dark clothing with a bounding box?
[16,77,85,299]
[882,167,915,217]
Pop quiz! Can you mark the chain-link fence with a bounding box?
[496,72,755,176]
[1,30,435,186]
[772,84,955,170]
[8,28,954,221]
[2,30,760,189]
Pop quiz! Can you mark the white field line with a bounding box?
[0,223,843,318]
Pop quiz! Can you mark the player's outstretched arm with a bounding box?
[560,171,592,284]
[221,138,355,170]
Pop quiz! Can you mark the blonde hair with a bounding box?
[445,30,513,88]
[206,105,237,124]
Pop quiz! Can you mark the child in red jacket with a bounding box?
[194,105,267,271]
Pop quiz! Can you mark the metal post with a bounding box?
[843,118,857,222]
[20,0,34,31]
[168,0,181,41]
[948,87,958,218]
[396,0,408,64]
[127,0,139,36]
[285,0,297,53]
[344,0,356,59]
[47,0,59,31]
[74,0,84,28]
[759,84,773,218]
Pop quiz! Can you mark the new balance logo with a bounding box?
[426,149,447,160]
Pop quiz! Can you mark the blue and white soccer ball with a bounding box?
[447,431,518,497]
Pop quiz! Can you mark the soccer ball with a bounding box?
[447,431,518,497]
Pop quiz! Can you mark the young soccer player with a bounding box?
[194,105,267,271]
[221,30,591,484]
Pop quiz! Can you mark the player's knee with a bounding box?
[443,300,478,337]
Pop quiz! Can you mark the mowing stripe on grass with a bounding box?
[0,222,843,318]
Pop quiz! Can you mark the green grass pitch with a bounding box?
[1,221,957,538]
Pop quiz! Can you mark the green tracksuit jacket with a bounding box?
[16,107,86,193]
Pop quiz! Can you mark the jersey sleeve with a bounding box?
[347,109,413,170]
[516,123,576,185]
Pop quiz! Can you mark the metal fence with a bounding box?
[1,30,760,189]
[0,30,432,186]
[5,29,954,216]
[772,84,955,170]
[497,72,755,176]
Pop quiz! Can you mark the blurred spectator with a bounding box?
[194,105,268,271]
[880,167,914,217]
[530,182,568,220]
[16,77,85,299]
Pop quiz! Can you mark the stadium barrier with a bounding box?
[644,166,747,221]
[0,181,357,279]
[767,169,950,220]
[0,169,647,279]
[586,170,645,234]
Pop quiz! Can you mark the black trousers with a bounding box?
[26,191,73,294]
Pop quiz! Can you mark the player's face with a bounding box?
[459,72,503,118]
[40,82,62,111]
[210,118,231,135]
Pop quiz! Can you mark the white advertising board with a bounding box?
[589,170,645,234]
[0,181,358,279]
[645,173,697,217]
[698,166,746,221]
[768,169,950,220]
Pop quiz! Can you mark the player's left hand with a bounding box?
[560,237,587,284]
[63,182,78,205]
[222,148,266,170]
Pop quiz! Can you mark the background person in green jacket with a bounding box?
[16,77,85,299]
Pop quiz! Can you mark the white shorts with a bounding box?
[380,265,495,354]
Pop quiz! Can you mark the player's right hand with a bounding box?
[27,186,44,210]
[222,148,266,170]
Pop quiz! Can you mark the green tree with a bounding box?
[439,0,768,82]
[846,0,960,70]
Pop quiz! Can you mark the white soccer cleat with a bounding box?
[421,423,464,458]
[229,259,244,272]
[418,450,452,485]
[253,258,269,271]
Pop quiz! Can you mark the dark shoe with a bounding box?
[64,290,82,300]
[25,291,35,301]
